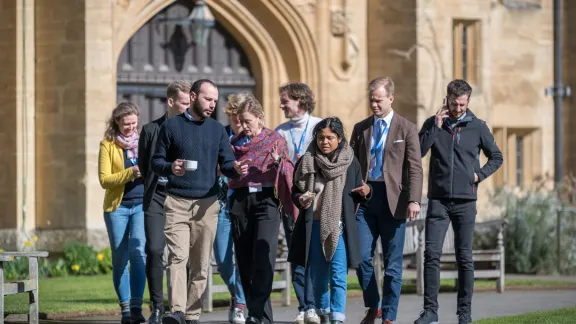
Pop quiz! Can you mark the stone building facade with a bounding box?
[0,0,572,251]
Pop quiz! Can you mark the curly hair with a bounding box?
[104,102,140,141]
[279,82,316,114]
[224,92,256,116]
[312,117,347,155]
[446,79,473,99]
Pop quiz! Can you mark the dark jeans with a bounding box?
[144,185,167,308]
[424,198,476,315]
[355,182,406,321]
[283,212,315,312]
[229,188,280,324]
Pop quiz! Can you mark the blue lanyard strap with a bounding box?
[289,115,310,156]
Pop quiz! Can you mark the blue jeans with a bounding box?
[308,220,347,322]
[283,212,315,312]
[214,198,246,305]
[355,182,406,321]
[104,204,147,311]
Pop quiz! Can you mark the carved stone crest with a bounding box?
[330,7,359,79]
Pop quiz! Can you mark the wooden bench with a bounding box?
[1,251,49,324]
[374,201,507,296]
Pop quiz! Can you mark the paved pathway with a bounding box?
[19,289,575,324]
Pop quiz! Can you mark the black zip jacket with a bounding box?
[419,109,503,200]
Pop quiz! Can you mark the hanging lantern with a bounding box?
[188,0,215,46]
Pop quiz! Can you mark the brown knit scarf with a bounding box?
[294,144,354,261]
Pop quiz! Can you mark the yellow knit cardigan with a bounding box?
[98,139,136,212]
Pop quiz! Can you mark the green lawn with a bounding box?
[475,307,576,324]
[3,274,574,316]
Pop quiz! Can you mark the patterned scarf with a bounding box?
[115,132,139,160]
[294,144,353,261]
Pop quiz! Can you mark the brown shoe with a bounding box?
[360,308,381,324]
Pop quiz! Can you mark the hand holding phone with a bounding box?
[435,98,449,128]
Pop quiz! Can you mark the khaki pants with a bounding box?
[164,194,219,320]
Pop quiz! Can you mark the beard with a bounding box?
[192,100,212,119]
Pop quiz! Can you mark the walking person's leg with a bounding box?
[308,221,330,320]
[229,189,255,323]
[356,182,384,324]
[214,198,246,323]
[284,212,308,324]
[163,195,193,324]
[104,206,131,323]
[449,200,476,323]
[378,210,406,323]
[414,199,450,324]
[328,232,348,323]
[145,188,168,323]
[185,196,220,322]
[128,204,147,323]
[248,191,280,324]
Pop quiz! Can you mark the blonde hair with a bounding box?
[224,92,255,116]
[166,80,192,100]
[104,102,140,141]
[237,93,265,121]
[368,77,395,97]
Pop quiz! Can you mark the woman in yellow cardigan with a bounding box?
[98,102,146,324]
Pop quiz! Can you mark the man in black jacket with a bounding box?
[138,80,191,324]
[414,79,503,324]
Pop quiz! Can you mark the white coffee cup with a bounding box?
[184,160,198,171]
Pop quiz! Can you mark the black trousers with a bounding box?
[424,198,476,315]
[144,185,167,307]
[229,188,280,324]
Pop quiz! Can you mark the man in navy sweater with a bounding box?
[151,79,243,324]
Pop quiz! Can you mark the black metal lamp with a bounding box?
[154,0,215,46]
[188,1,215,46]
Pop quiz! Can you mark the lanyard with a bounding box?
[290,115,310,157]
[370,121,390,156]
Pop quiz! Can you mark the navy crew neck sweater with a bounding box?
[151,114,239,199]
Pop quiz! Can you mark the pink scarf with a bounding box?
[115,132,139,159]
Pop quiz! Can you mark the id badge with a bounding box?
[249,185,263,193]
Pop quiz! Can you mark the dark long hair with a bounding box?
[311,117,347,158]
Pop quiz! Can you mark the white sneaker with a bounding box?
[232,308,246,324]
[304,309,320,324]
[294,311,305,324]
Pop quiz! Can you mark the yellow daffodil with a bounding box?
[33,236,39,243]
[97,253,104,261]
[24,241,32,247]
[71,264,80,272]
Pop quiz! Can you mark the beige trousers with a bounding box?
[164,194,219,321]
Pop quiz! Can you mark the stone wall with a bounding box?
[35,0,87,231]
[0,0,19,230]
[564,0,576,175]
[367,0,418,124]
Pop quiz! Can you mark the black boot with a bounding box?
[130,308,146,324]
[148,305,164,324]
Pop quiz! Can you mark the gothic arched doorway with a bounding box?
[116,0,255,126]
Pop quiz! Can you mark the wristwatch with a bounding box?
[409,201,420,205]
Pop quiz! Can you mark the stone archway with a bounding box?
[112,0,321,127]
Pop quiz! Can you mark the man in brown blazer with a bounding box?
[350,77,424,324]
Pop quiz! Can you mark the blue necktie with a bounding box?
[371,119,386,180]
